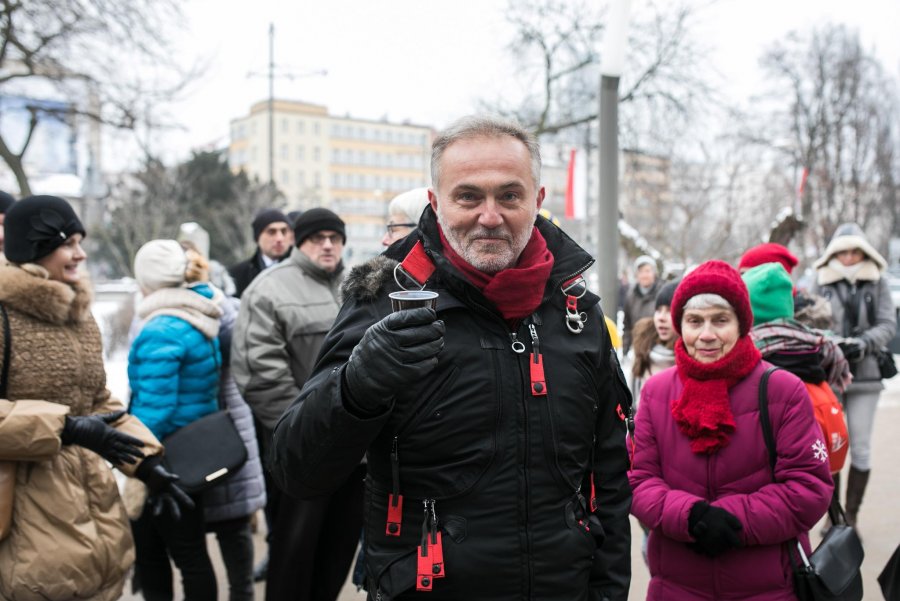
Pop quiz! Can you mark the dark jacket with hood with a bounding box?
[270,207,633,601]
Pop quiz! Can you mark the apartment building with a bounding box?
[229,99,433,262]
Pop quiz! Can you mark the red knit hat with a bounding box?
[672,260,753,336]
[738,243,799,274]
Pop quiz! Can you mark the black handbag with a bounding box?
[876,348,898,380]
[161,409,248,494]
[758,367,864,601]
[879,542,900,601]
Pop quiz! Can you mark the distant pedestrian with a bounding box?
[630,260,832,599]
[203,294,267,601]
[231,208,357,601]
[623,255,661,355]
[381,187,430,247]
[228,209,292,298]
[813,223,897,528]
[744,262,851,475]
[630,280,678,401]
[129,239,223,601]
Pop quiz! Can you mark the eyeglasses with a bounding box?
[386,222,416,234]
[307,233,343,246]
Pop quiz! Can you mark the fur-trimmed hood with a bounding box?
[814,223,887,273]
[0,263,93,324]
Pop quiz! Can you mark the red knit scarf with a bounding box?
[438,225,554,321]
[672,336,762,454]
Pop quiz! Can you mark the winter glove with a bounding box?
[135,456,195,521]
[838,337,867,363]
[687,501,743,557]
[343,307,444,415]
[61,410,145,465]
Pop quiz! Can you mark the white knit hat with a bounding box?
[134,239,188,293]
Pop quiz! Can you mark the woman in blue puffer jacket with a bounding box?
[128,239,222,601]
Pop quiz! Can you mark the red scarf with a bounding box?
[438,225,554,321]
[672,336,761,454]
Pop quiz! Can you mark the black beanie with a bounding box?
[655,280,679,310]
[0,190,15,214]
[293,208,346,246]
[4,195,86,263]
[252,208,290,241]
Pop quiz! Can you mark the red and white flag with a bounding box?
[565,148,587,220]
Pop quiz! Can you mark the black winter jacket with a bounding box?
[271,209,633,601]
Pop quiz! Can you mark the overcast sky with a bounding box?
[133,0,900,166]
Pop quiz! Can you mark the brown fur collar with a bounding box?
[0,263,93,324]
[341,256,399,302]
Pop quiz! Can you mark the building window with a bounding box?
[281,170,289,185]
[280,144,289,159]
[281,118,289,133]
[297,146,305,160]
[314,122,320,135]
[314,172,321,187]
[297,120,305,134]
[314,147,321,161]
[298,171,306,186]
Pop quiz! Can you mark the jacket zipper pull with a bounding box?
[417,499,436,591]
[529,324,547,396]
[509,332,526,354]
[386,436,403,537]
[429,499,445,579]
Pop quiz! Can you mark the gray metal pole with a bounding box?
[268,23,275,186]
[597,74,620,319]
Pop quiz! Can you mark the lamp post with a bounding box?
[597,0,631,319]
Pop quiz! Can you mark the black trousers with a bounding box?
[131,496,217,601]
[265,464,366,601]
[208,515,255,601]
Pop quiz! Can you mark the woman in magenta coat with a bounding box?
[629,260,833,600]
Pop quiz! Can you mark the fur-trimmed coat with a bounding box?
[0,264,163,601]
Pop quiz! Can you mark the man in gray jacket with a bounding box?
[232,207,362,601]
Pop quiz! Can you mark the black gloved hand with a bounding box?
[687,501,743,557]
[135,456,195,521]
[838,337,867,363]
[61,410,145,465]
[343,307,444,415]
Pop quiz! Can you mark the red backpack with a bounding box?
[804,381,848,474]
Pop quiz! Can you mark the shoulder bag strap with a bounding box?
[758,367,780,475]
[0,303,9,398]
[759,364,847,526]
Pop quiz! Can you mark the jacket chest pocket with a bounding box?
[392,350,502,499]
[541,358,601,490]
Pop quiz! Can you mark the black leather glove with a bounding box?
[343,307,444,415]
[838,337,867,363]
[135,456,195,521]
[61,410,145,465]
[687,501,743,557]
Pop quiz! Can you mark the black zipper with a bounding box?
[513,318,535,598]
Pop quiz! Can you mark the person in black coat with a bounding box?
[228,209,292,298]
[270,116,632,601]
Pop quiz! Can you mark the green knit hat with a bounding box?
[742,262,794,326]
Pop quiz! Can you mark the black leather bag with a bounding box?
[758,368,864,601]
[876,348,898,380]
[161,410,247,494]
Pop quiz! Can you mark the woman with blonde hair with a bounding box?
[129,239,224,601]
[0,195,184,601]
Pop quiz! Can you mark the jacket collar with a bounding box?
[137,285,223,339]
[289,245,345,285]
[386,206,598,309]
[0,263,93,324]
